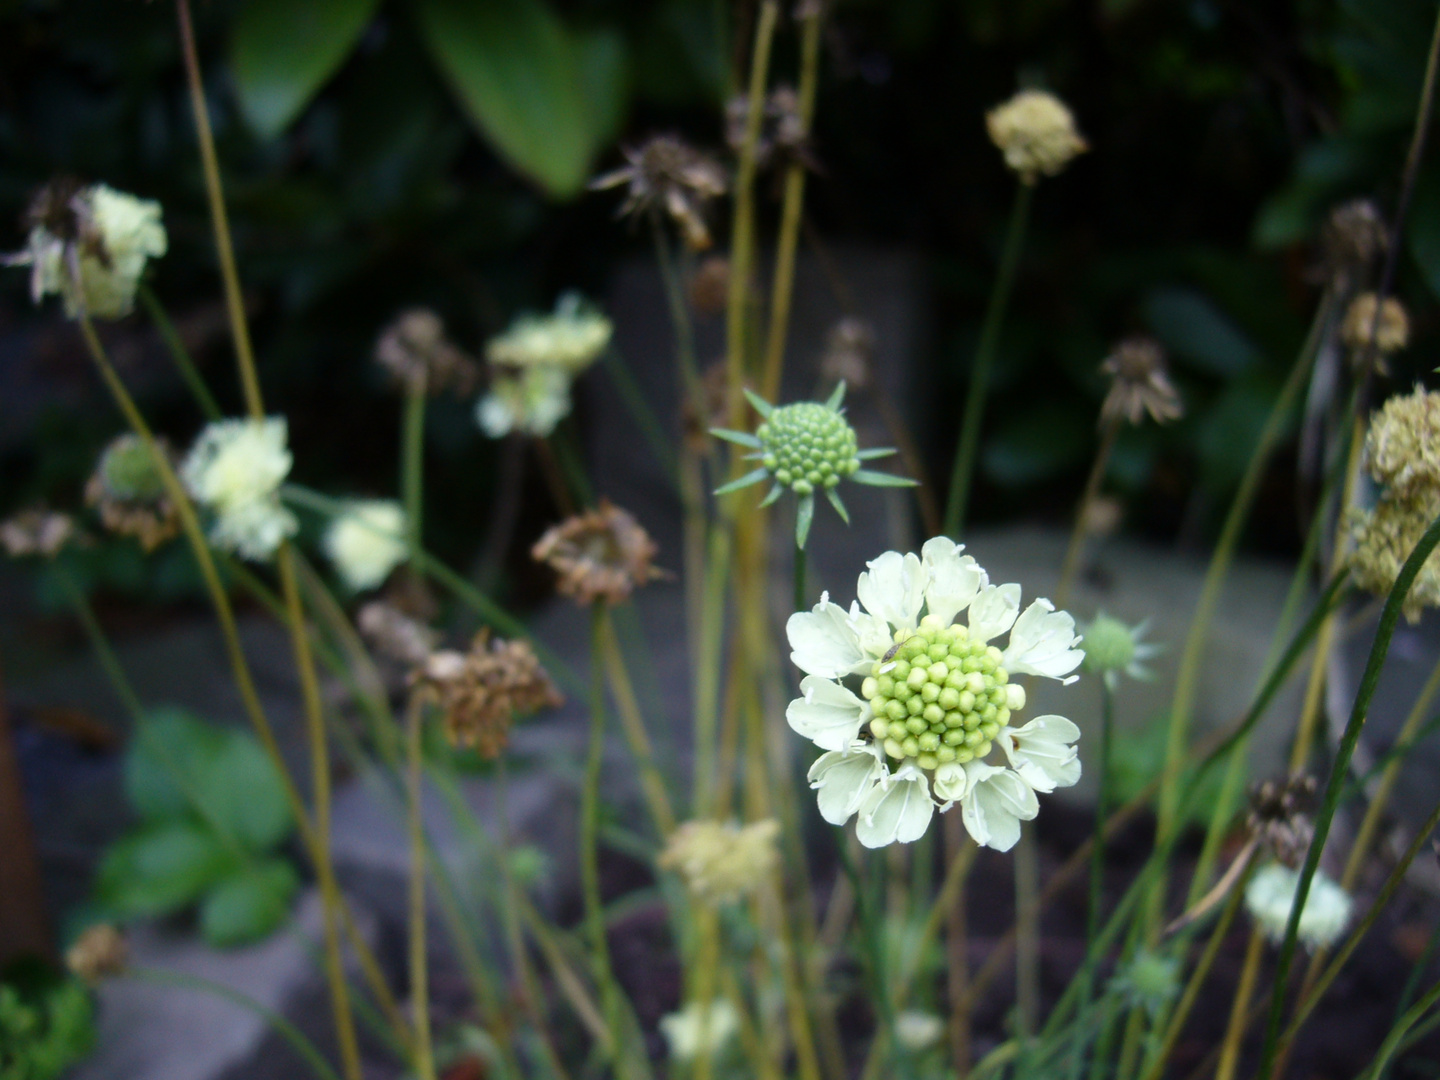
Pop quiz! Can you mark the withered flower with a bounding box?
[412,630,562,756]
[1248,775,1317,868]
[1319,199,1387,288]
[726,87,819,174]
[374,308,479,396]
[590,136,728,250]
[688,256,730,317]
[532,500,663,606]
[0,508,76,559]
[66,923,128,984]
[85,434,179,552]
[1341,292,1409,371]
[1099,337,1183,427]
[820,317,876,391]
[358,600,441,667]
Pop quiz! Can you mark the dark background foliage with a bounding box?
[1,0,1436,606]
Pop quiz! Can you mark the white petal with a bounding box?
[1003,599,1085,682]
[847,601,896,659]
[808,744,884,825]
[921,537,988,626]
[856,550,926,631]
[959,761,1038,852]
[856,765,935,848]
[968,583,1021,643]
[786,676,870,751]
[787,599,869,678]
[1000,714,1081,792]
[931,761,972,804]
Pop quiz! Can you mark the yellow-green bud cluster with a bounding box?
[98,434,167,503]
[758,402,861,496]
[863,622,1023,770]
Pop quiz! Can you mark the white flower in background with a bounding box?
[894,1010,945,1053]
[1245,863,1353,950]
[485,292,612,372]
[475,366,573,438]
[181,418,297,561]
[323,500,407,592]
[1082,612,1162,690]
[7,182,166,319]
[786,537,1084,850]
[985,89,1087,184]
[659,999,738,1062]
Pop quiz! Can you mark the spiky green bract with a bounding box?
[710,382,915,547]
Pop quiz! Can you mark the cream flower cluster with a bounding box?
[16,184,167,318]
[323,500,408,592]
[659,999,738,1062]
[476,366,572,438]
[181,418,298,561]
[985,90,1087,184]
[786,538,1084,850]
[1245,863,1353,950]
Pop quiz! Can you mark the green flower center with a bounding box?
[757,402,860,496]
[99,435,167,502]
[862,623,1014,770]
[1081,615,1136,674]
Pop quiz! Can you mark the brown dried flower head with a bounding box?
[375,308,479,396]
[359,600,441,667]
[986,89,1087,184]
[1247,775,1317,868]
[532,500,663,606]
[659,818,781,905]
[726,87,818,175]
[688,256,730,317]
[1099,337,1183,427]
[66,923,128,984]
[1341,292,1409,365]
[1320,199,1387,286]
[820,317,876,391]
[85,434,179,552]
[412,630,562,756]
[0,508,75,559]
[590,136,728,250]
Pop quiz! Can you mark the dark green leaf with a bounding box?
[232,0,383,139]
[124,708,227,824]
[574,27,629,154]
[416,0,600,198]
[197,729,295,854]
[1143,287,1261,376]
[200,860,301,948]
[97,822,237,918]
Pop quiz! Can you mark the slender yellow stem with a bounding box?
[404,696,437,1080]
[599,609,676,836]
[174,0,262,418]
[1214,929,1265,1080]
[759,5,823,401]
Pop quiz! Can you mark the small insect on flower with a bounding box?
[710,383,916,548]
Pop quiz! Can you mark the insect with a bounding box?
[881,636,915,664]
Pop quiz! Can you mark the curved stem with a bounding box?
[402,375,427,557]
[54,560,145,724]
[943,182,1033,538]
[138,283,222,421]
[1258,511,1440,1079]
[404,695,437,1080]
[127,967,342,1080]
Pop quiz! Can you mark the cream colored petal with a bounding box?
[1003,599,1085,682]
[856,550,926,631]
[787,597,868,678]
[968,583,1021,643]
[856,766,934,848]
[786,676,870,751]
[921,537,988,626]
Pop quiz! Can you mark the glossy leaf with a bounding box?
[416,0,614,199]
[232,0,383,139]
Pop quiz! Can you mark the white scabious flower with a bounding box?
[786,537,1084,850]
[1245,863,1353,950]
[181,418,297,561]
[8,182,166,319]
[659,999,738,1062]
[894,1010,945,1053]
[475,366,573,438]
[486,292,612,372]
[323,500,408,592]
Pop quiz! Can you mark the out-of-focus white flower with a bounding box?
[894,1010,945,1053]
[181,418,297,561]
[659,1000,738,1062]
[486,293,612,372]
[476,366,573,438]
[985,89,1087,184]
[785,536,1083,850]
[1245,863,1353,950]
[659,818,781,906]
[7,182,166,319]
[324,500,407,592]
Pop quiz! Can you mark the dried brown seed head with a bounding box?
[591,136,728,250]
[531,500,664,606]
[0,509,76,559]
[1099,337,1183,427]
[374,308,479,396]
[412,630,562,757]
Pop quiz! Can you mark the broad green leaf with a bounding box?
[97,822,237,918]
[1143,287,1261,377]
[574,27,629,153]
[124,708,227,823]
[232,0,383,139]
[416,0,607,199]
[196,729,295,854]
[200,860,300,947]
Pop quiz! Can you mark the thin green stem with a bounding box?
[943,182,1033,538]
[404,696,437,1080]
[1055,419,1120,608]
[794,542,807,613]
[603,347,679,488]
[53,560,145,724]
[649,213,704,414]
[402,375,427,557]
[1258,511,1440,1079]
[138,283,222,421]
[1089,677,1114,949]
[1363,980,1440,1080]
[127,968,342,1080]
